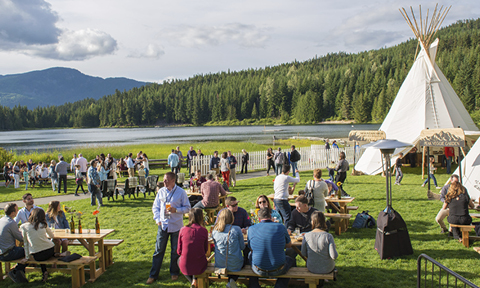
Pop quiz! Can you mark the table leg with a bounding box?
[87,239,97,281]
[291,246,307,262]
[98,239,105,273]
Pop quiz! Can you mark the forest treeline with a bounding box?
[1,19,479,131]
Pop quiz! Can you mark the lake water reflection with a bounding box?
[0,124,380,153]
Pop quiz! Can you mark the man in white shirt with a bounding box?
[273,165,300,228]
[75,154,88,177]
[70,154,78,173]
[126,153,135,178]
[14,193,44,224]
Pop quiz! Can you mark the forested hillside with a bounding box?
[0,67,146,109]
[0,19,479,130]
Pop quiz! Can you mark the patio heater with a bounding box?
[362,139,414,259]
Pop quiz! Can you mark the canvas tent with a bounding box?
[452,138,480,199]
[355,6,479,175]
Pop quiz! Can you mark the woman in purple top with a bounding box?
[177,208,208,287]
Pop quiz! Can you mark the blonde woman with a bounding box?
[13,161,21,188]
[46,201,70,253]
[212,209,245,288]
[444,182,474,241]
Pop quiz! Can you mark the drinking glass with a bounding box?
[294,228,300,236]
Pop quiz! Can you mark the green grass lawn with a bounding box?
[3,166,479,287]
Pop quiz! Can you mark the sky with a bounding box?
[0,0,479,83]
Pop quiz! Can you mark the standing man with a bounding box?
[88,160,103,207]
[241,149,249,174]
[55,157,69,194]
[197,149,204,158]
[76,153,88,177]
[126,153,135,178]
[248,207,295,288]
[176,146,183,172]
[273,166,300,228]
[1,203,28,283]
[274,147,284,176]
[444,147,454,174]
[289,145,301,177]
[210,151,220,176]
[436,174,459,234]
[14,193,44,224]
[168,149,180,177]
[394,153,404,185]
[70,154,78,174]
[187,146,197,175]
[147,172,191,284]
[227,151,237,188]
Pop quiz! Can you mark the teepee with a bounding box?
[452,138,480,199]
[355,5,479,175]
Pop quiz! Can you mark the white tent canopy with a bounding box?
[452,138,480,200]
[355,39,479,175]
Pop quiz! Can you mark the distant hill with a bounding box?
[0,67,147,108]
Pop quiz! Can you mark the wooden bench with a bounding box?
[346,206,359,214]
[0,256,97,288]
[449,224,480,248]
[196,263,337,288]
[324,213,352,236]
[37,177,51,185]
[68,239,124,268]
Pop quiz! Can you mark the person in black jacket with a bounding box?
[289,145,301,177]
[241,149,249,174]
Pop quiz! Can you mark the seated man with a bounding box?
[193,174,226,209]
[189,169,206,190]
[287,195,318,235]
[248,207,295,288]
[0,203,27,283]
[225,196,251,233]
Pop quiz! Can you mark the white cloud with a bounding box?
[128,43,165,59]
[0,0,117,61]
[28,29,117,61]
[163,23,271,48]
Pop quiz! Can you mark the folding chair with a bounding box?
[124,177,138,199]
[146,175,159,197]
[103,179,117,201]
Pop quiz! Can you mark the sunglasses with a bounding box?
[258,201,267,204]
[229,204,238,207]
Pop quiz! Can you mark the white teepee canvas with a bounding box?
[452,138,480,199]
[355,39,479,175]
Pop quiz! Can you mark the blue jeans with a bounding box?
[274,199,291,229]
[423,174,438,187]
[446,156,452,174]
[145,168,149,178]
[0,246,26,273]
[89,184,103,206]
[193,201,205,209]
[275,164,283,176]
[290,162,298,177]
[149,227,180,279]
[248,252,295,288]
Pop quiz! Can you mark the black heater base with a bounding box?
[374,209,413,259]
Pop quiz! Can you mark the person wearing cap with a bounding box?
[223,196,251,234]
[247,207,294,288]
[436,174,460,234]
[87,159,103,206]
[0,203,28,283]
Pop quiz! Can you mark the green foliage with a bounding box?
[0,147,14,165]
[1,19,480,128]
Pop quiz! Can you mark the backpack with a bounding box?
[290,150,301,162]
[352,211,376,229]
[283,152,290,166]
[305,180,315,206]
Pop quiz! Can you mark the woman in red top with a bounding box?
[177,208,208,287]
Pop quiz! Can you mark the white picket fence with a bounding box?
[190,146,363,176]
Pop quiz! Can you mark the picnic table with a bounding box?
[53,229,115,282]
[325,196,355,234]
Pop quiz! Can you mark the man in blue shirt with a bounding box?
[168,149,180,176]
[247,208,295,288]
[88,159,103,206]
[126,153,135,178]
[210,151,220,176]
[14,193,43,224]
[147,172,191,284]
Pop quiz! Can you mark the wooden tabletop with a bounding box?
[325,196,355,203]
[267,194,298,201]
[53,229,115,239]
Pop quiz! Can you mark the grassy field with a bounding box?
[3,166,479,288]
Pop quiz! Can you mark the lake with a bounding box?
[0,124,380,153]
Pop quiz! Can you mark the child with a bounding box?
[49,160,58,192]
[138,163,146,186]
[23,168,29,190]
[422,155,440,189]
[75,164,86,196]
[28,165,36,188]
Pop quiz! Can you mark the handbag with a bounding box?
[214,225,232,276]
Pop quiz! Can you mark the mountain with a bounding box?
[0,67,147,108]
